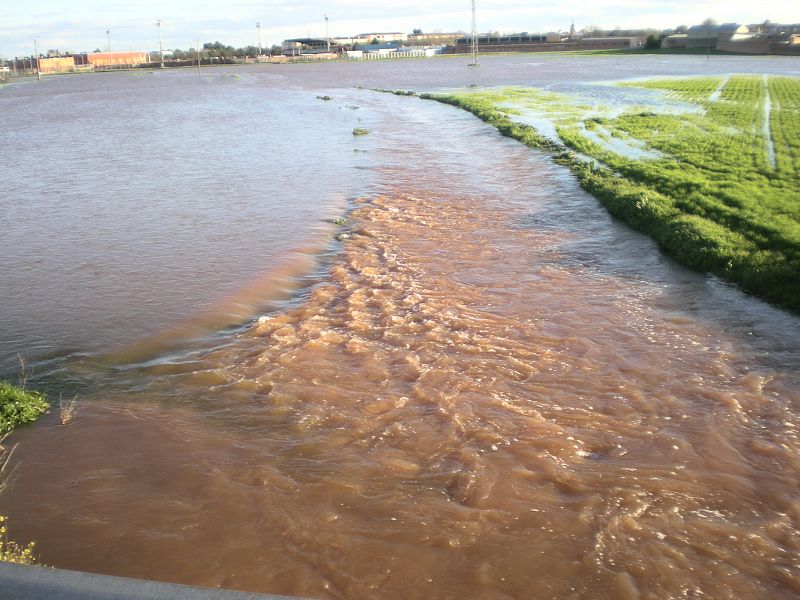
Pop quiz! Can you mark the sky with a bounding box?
[2,0,800,58]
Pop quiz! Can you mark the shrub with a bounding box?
[0,381,48,436]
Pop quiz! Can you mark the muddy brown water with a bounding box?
[2,56,800,599]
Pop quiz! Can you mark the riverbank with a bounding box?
[415,74,800,313]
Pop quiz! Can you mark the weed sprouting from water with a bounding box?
[59,394,79,425]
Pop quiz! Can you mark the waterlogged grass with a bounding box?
[421,75,800,312]
[1,381,46,565]
[0,381,48,436]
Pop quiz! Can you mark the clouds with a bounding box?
[2,0,799,57]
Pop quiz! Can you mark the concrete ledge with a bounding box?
[0,562,308,600]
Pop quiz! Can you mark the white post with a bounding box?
[470,0,479,66]
[156,19,164,68]
[34,39,40,80]
[325,15,330,52]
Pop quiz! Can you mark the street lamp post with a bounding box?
[256,22,262,57]
[324,15,330,52]
[106,29,111,53]
[33,39,40,80]
[156,19,164,68]
[469,0,479,66]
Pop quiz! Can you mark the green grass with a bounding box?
[0,381,48,436]
[420,75,800,312]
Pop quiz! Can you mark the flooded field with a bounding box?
[1,55,800,599]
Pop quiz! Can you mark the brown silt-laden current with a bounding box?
[2,68,800,600]
[6,186,800,599]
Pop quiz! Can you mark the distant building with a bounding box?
[34,51,147,75]
[396,46,443,57]
[282,38,332,55]
[360,42,402,55]
[748,22,800,35]
[37,56,78,74]
[406,32,463,45]
[454,33,549,49]
[86,51,147,67]
[332,36,372,46]
[718,30,800,54]
[451,32,639,53]
[358,32,408,42]
[686,23,750,49]
[580,37,641,49]
[663,34,688,49]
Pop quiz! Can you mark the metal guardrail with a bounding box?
[0,562,309,600]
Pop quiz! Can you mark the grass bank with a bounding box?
[416,75,800,312]
[0,381,48,436]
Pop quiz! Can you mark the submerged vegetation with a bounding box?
[0,441,38,565]
[0,373,46,565]
[0,515,37,565]
[0,381,48,436]
[420,75,800,312]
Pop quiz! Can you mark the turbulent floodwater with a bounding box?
[2,55,800,599]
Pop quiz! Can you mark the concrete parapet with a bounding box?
[0,562,307,600]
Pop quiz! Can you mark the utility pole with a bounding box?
[156,19,164,68]
[325,15,330,52]
[469,0,479,66]
[106,29,111,52]
[256,22,262,56]
[33,39,41,80]
[196,39,201,74]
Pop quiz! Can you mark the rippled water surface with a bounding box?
[1,55,800,599]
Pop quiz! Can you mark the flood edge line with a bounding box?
[377,88,799,315]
